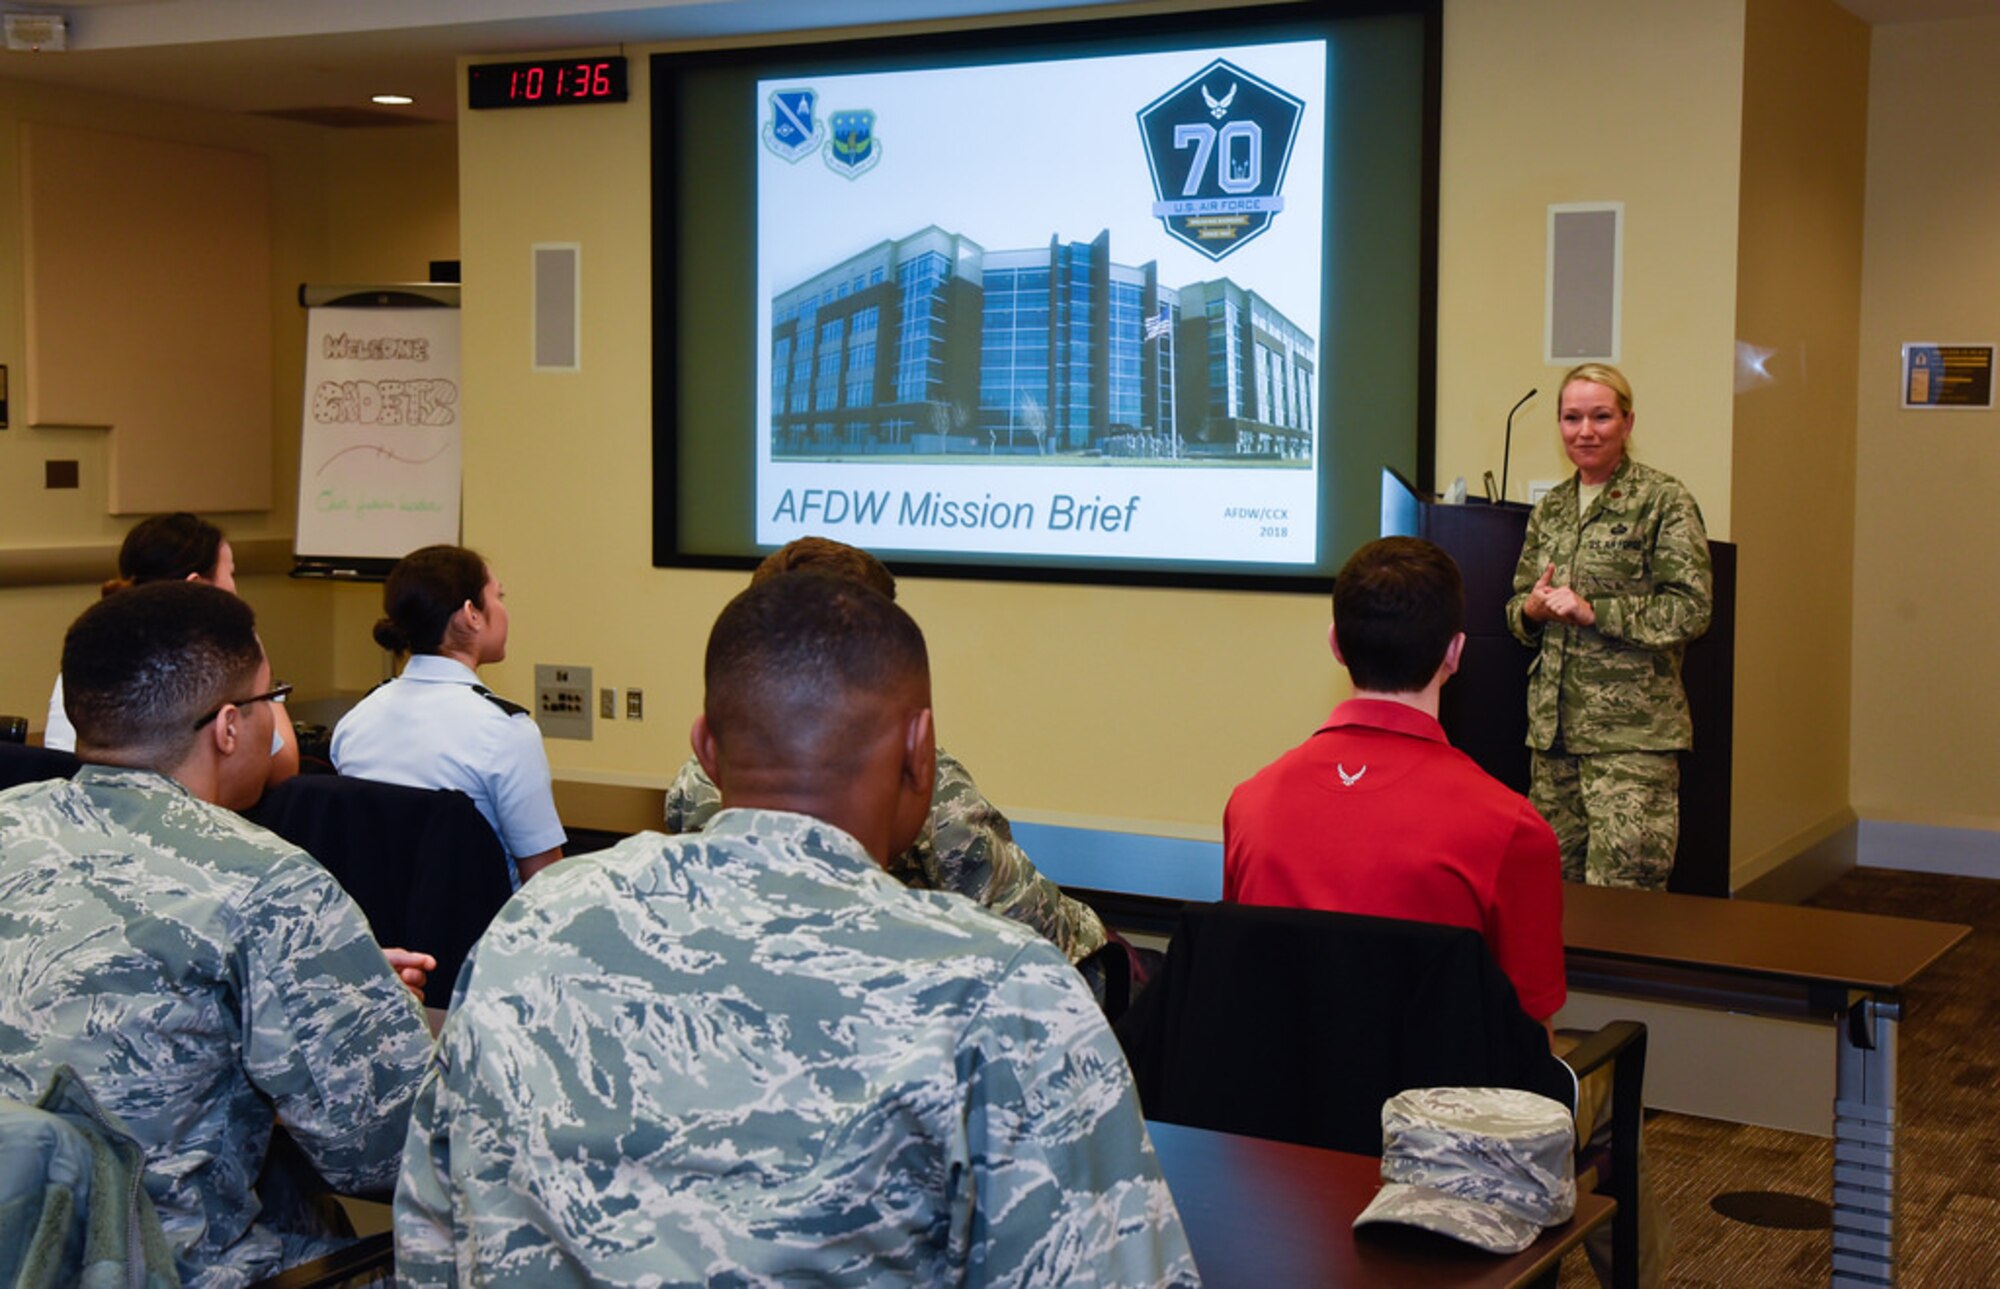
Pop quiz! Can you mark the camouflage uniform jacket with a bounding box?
[663,748,1108,964]
[0,766,437,1289]
[1505,457,1713,753]
[393,809,1199,1288]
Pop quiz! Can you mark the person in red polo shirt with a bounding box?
[1224,535,1566,1027]
[1225,537,1667,1287]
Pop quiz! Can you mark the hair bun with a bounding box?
[372,618,411,653]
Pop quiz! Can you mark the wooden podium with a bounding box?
[1381,469,1735,896]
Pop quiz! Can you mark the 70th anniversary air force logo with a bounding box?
[1137,58,1304,261]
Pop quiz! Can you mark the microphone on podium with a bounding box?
[1500,388,1537,503]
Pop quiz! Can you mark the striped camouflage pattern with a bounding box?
[663,747,1108,964]
[1354,1086,1576,1254]
[394,808,1197,1288]
[1505,458,1712,754]
[0,766,436,1289]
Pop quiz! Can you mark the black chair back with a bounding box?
[242,775,515,1009]
[0,741,82,792]
[1115,902,1572,1155]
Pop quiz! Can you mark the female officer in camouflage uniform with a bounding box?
[1505,364,1711,889]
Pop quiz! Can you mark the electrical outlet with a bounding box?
[533,664,594,740]
[599,687,616,720]
[625,688,644,721]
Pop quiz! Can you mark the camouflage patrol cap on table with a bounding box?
[1352,1086,1576,1254]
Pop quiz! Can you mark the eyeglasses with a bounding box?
[192,682,293,731]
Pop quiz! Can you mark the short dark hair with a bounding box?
[375,545,489,654]
[750,537,897,601]
[1332,537,1464,693]
[102,512,226,598]
[63,581,263,764]
[704,572,927,760]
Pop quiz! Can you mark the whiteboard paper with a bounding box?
[295,305,461,564]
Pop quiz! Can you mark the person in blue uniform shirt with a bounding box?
[332,544,564,886]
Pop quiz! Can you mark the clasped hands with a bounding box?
[1523,563,1595,628]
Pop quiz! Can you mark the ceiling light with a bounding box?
[371,94,415,106]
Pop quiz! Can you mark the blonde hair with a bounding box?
[1560,363,1633,415]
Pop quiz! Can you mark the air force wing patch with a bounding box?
[763,88,824,163]
[825,109,881,178]
[1138,58,1305,261]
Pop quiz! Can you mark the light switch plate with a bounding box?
[534,664,593,740]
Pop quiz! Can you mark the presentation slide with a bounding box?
[751,38,1327,566]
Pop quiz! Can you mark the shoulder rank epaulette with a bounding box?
[473,685,531,718]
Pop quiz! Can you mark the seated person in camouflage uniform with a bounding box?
[663,537,1108,965]
[0,582,438,1289]
[395,571,1197,1287]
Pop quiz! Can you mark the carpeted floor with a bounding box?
[1561,867,2000,1287]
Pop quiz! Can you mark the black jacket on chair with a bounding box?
[1115,901,1573,1155]
[242,775,516,1009]
[0,742,82,792]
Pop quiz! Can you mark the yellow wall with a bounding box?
[1851,18,2000,834]
[1437,0,1878,885]
[0,78,323,722]
[0,92,459,728]
[322,124,462,693]
[461,1,1775,845]
[1435,0,1745,537]
[12,2,1946,881]
[1725,0,1868,881]
[324,125,459,283]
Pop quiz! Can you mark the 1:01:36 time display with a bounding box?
[467,57,629,110]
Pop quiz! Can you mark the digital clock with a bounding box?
[468,57,628,109]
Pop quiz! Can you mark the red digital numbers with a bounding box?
[555,61,614,99]
[505,66,547,100]
[471,57,624,109]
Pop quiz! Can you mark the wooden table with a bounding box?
[1150,1120,1614,1288]
[1562,884,1969,1289]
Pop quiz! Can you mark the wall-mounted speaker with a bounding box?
[533,243,580,371]
[1546,203,1621,365]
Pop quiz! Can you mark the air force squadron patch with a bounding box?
[763,88,824,163]
[825,109,881,178]
[1137,58,1304,260]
